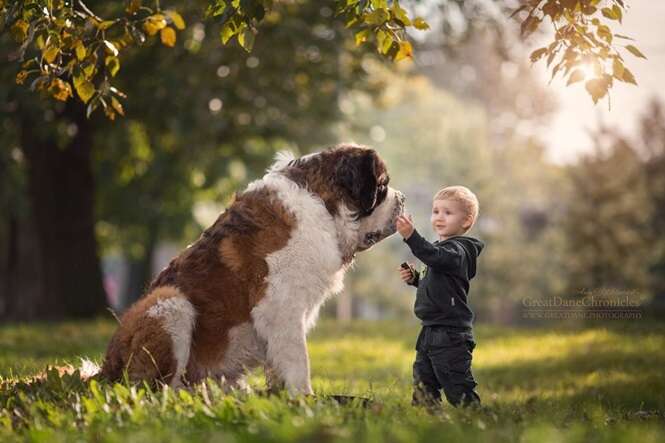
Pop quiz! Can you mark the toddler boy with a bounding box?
[396,185,484,409]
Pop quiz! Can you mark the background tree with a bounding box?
[637,100,665,310]
[562,128,653,295]
[0,0,380,320]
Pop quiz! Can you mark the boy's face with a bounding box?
[430,198,471,240]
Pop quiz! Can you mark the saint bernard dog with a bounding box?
[100,143,405,395]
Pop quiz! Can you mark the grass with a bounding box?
[1,318,664,442]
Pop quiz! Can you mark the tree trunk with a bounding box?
[122,226,158,310]
[17,105,106,320]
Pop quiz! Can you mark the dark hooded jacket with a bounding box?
[404,230,485,329]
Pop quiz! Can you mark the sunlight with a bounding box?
[578,63,595,80]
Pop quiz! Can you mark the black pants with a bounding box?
[412,326,481,408]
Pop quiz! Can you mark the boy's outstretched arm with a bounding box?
[404,230,463,271]
[396,214,464,272]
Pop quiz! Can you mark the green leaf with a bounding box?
[43,46,60,63]
[105,56,120,77]
[364,9,390,26]
[98,20,116,31]
[625,45,647,59]
[238,28,255,52]
[355,29,371,46]
[612,5,622,23]
[376,30,393,55]
[74,75,95,103]
[75,41,87,60]
[413,17,429,30]
[601,7,618,20]
[221,23,236,44]
[391,1,411,26]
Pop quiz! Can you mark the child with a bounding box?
[396,185,484,409]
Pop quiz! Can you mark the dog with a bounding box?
[100,143,405,395]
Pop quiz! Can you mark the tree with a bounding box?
[618,99,665,310]
[0,0,381,320]
[563,130,653,294]
[1,0,644,113]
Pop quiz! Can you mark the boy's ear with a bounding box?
[462,214,473,230]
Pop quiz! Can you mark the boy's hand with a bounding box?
[398,262,416,284]
[396,214,415,239]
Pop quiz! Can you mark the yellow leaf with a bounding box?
[126,0,141,15]
[15,71,29,85]
[143,15,167,36]
[376,30,393,55]
[75,41,87,60]
[620,67,637,85]
[98,20,116,30]
[105,56,120,77]
[237,28,254,52]
[111,97,125,116]
[566,69,585,86]
[355,29,371,46]
[394,41,413,62]
[364,9,390,26]
[10,20,29,42]
[160,27,176,47]
[83,63,96,79]
[221,23,235,44]
[167,10,186,30]
[73,76,95,103]
[49,78,73,102]
[43,46,60,64]
[391,1,411,26]
[625,44,647,59]
[612,57,624,79]
[413,17,430,30]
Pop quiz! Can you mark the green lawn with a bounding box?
[1,318,664,442]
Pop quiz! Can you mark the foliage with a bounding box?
[563,129,654,294]
[1,319,664,441]
[3,0,188,119]
[515,0,646,105]
[1,0,642,116]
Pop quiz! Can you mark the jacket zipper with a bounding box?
[451,297,455,306]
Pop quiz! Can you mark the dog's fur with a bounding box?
[100,143,404,394]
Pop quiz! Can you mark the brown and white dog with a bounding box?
[100,143,404,395]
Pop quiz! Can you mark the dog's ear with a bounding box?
[335,150,379,215]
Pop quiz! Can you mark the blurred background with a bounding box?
[1,0,664,326]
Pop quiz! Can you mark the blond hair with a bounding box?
[433,185,479,233]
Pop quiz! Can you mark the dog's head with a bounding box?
[330,145,405,252]
[272,143,405,258]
